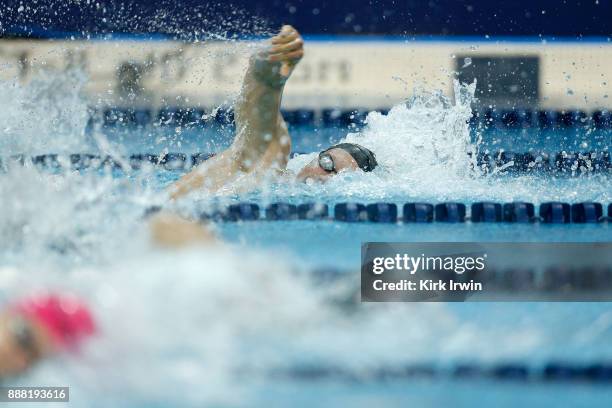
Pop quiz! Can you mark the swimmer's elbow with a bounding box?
[167,182,189,201]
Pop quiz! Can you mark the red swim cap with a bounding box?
[11,292,96,350]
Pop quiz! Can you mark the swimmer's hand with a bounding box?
[252,25,304,88]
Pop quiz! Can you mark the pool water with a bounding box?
[218,222,612,271]
[0,74,611,407]
[254,379,612,408]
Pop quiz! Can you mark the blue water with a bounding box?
[88,123,612,272]
[2,120,611,407]
[255,379,612,408]
[218,222,612,271]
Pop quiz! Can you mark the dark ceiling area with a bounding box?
[0,1,610,39]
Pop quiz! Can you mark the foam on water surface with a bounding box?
[282,81,611,203]
[2,241,612,406]
[0,69,91,155]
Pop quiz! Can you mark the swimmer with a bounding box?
[169,25,378,199]
[0,293,95,379]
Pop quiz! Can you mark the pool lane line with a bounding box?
[191,202,610,224]
[136,201,612,224]
[95,106,612,128]
[2,150,611,174]
[268,362,612,383]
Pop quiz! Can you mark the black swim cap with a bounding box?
[322,143,378,172]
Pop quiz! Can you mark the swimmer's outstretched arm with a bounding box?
[233,25,304,169]
[168,25,304,199]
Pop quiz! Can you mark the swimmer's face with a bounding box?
[296,148,359,183]
[0,314,50,378]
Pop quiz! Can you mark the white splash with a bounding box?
[0,69,91,155]
[281,81,477,199]
[344,80,478,179]
[1,241,548,407]
[285,80,611,203]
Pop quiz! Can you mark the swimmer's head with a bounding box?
[10,293,96,351]
[0,293,96,378]
[296,143,378,183]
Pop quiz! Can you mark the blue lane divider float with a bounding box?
[571,202,603,223]
[281,109,316,126]
[499,152,538,171]
[128,154,158,170]
[499,109,533,128]
[266,203,298,220]
[471,202,503,222]
[366,203,398,223]
[3,153,219,171]
[503,202,536,223]
[321,109,369,127]
[593,110,612,128]
[435,203,466,222]
[539,202,571,224]
[97,107,612,129]
[32,154,60,169]
[334,203,368,222]
[536,110,557,129]
[297,203,329,220]
[403,203,434,223]
[555,152,611,172]
[475,108,603,129]
[192,153,216,166]
[70,153,100,170]
[159,153,188,171]
[559,110,589,128]
[158,107,205,127]
[200,203,330,221]
[279,361,612,383]
[101,107,237,128]
[221,203,260,222]
[104,108,152,127]
[191,201,610,224]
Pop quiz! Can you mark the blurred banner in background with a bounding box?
[0,0,611,110]
[1,38,611,110]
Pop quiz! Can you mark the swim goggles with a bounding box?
[318,152,337,173]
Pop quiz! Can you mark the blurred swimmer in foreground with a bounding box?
[0,293,95,379]
[169,25,377,199]
[148,211,218,248]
